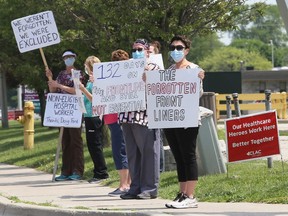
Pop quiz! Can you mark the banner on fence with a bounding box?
[225,110,280,163]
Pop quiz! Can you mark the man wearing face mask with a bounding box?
[45,50,84,181]
[119,39,161,200]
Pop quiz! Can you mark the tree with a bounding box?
[232,5,288,67]
[199,47,272,72]
[0,0,265,124]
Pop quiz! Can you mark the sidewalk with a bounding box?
[1,121,288,216]
[1,163,288,216]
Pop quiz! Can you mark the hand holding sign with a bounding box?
[11,11,60,80]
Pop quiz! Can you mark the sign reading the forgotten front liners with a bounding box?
[146,68,201,129]
[225,110,280,163]
[92,59,146,116]
[11,11,60,53]
[43,93,82,128]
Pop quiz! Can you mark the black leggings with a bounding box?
[164,127,199,181]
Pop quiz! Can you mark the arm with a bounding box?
[198,70,205,97]
[79,83,93,102]
[46,69,76,94]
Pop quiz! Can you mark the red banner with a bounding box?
[225,110,280,163]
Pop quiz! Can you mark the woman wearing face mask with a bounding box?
[164,35,205,209]
[45,49,84,181]
[119,39,161,200]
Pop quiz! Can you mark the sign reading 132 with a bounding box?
[96,62,120,79]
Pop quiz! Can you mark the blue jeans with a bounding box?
[108,123,128,170]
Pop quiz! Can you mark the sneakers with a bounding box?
[55,174,69,181]
[169,194,198,209]
[120,192,138,200]
[108,188,129,197]
[88,177,106,184]
[137,192,157,199]
[165,192,184,208]
[68,173,82,181]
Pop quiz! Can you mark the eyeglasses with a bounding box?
[169,45,186,51]
[132,48,144,52]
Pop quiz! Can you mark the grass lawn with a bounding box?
[1,120,288,203]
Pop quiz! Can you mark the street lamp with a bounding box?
[270,40,274,69]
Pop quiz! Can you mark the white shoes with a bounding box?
[165,192,184,208]
[165,193,198,209]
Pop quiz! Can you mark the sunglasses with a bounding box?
[169,45,186,51]
[132,48,144,52]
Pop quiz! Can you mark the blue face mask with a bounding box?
[64,57,75,67]
[170,50,184,63]
[132,50,145,59]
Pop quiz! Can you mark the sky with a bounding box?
[219,0,277,45]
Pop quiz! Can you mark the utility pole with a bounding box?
[270,40,274,69]
[0,64,9,128]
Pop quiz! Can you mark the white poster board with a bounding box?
[11,11,60,53]
[43,93,82,128]
[146,68,201,129]
[149,54,164,69]
[71,69,86,114]
[92,59,146,116]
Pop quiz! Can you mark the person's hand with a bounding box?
[142,72,146,82]
[89,75,94,82]
[47,80,60,88]
[45,68,53,80]
[198,70,205,80]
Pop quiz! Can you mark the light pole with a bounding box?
[270,40,274,69]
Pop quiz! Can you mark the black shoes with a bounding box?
[120,192,138,200]
[120,192,157,200]
[88,177,107,184]
[137,192,157,199]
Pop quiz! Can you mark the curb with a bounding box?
[0,196,171,216]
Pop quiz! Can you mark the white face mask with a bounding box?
[64,57,75,66]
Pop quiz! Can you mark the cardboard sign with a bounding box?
[225,110,280,163]
[43,93,82,128]
[11,11,60,53]
[146,68,201,129]
[92,59,146,116]
[149,54,164,69]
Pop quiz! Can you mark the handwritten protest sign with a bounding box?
[149,54,164,69]
[43,93,82,128]
[11,11,60,53]
[92,59,146,116]
[146,68,201,129]
[225,110,280,163]
[71,69,86,114]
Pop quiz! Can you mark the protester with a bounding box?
[45,49,84,181]
[104,50,131,196]
[79,56,109,183]
[119,39,161,200]
[148,40,165,173]
[149,41,161,55]
[163,35,205,209]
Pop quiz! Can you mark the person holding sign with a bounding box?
[104,49,131,197]
[119,39,161,200]
[79,56,109,183]
[45,49,84,181]
[164,35,205,209]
